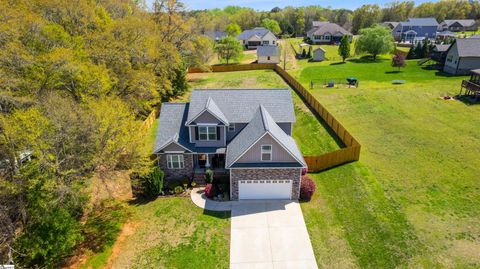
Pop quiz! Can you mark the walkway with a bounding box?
[190,188,318,269]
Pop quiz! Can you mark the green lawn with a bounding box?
[107,198,230,268]
[293,56,480,267]
[187,70,341,155]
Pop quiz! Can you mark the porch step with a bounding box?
[193,173,206,186]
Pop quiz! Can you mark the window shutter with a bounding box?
[195,127,199,140]
[217,127,221,140]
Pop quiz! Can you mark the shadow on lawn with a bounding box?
[330,61,346,66]
[348,56,384,64]
[203,209,230,219]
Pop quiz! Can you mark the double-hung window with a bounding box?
[261,145,272,161]
[198,126,217,141]
[167,155,184,169]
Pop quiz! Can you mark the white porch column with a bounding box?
[205,153,210,168]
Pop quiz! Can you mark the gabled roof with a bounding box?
[154,103,192,153]
[452,38,480,57]
[236,27,275,40]
[433,44,451,52]
[314,47,326,52]
[401,18,439,27]
[382,22,399,28]
[186,89,296,124]
[257,45,280,57]
[226,105,305,168]
[307,22,351,36]
[443,19,476,27]
[186,97,229,125]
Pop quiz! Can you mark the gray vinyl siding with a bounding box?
[236,134,297,163]
[444,43,460,74]
[277,123,292,135]
[456,57,480,74]
[226,123,247,141]
[194,111,222,124]
[162,143,187,152]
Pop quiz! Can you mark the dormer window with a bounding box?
[228,124,235,132]
[261,145,272,161]
[198,126,217,141]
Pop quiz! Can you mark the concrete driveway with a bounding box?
[230,200,318,269]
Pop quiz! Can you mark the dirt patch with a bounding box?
[104,221,141,269]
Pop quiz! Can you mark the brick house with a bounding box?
[154,89,306,200]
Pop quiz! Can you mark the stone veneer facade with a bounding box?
[229,168,301,200]
[157,154,194,180]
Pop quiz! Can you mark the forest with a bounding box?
[0,0,479,268]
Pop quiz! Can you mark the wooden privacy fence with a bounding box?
[187,63,361,172]
[141,108,158,131]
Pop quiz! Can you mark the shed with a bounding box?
[257,45,281,64]
[313,47,326,62]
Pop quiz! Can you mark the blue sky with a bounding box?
[146,0,438,11]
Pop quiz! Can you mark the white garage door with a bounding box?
[239,180,292,200]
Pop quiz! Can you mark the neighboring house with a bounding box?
[236,27,278,49]
[431,44,451,63]
[440,20,477,32]
[312,47,326,61]
[257,45,280,64]
[392,18,439,42]
[306,21,352,44]
[382,21,399,30]
[154,89,306,200]
[204,30,227,42]
[443,38,480,75]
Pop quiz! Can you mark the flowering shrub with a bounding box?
[300,175,316,201]
[204,184,217,199]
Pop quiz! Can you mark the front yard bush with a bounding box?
[204,184,217,198]
[205,169,214,184]
[143,167,164,198]
[300,175,316,201]
[174,185,184,194]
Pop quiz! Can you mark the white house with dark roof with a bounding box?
[444,38,480,75]
[306,21,352,44]
[154,89,306,200]
[236,27,278,49]
[257,45,280,63]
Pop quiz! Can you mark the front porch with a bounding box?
[192,152,229,185]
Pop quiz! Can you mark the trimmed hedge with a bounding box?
[300,175,316,201]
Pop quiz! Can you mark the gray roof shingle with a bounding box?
[236,27,275,40]
[401,18,439,27]
[454,38,480,57]
[257,45,280,57]
[154,103,191,153]
[226,105,305,168]
[443,19,476,27]
[186,89,296,124]
[307,22,351,36]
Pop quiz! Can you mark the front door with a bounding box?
[198,154,207,168]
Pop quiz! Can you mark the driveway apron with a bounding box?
[230,200,318,269]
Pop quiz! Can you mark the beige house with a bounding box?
[444,38,480,75]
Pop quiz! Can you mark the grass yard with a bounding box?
[106,198,230,268]
[187,70,342,155]
[293,56,480,267]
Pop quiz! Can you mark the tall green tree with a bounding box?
[261,18,281,35]
[338,35,351,62]
[352,4,382,34]
[225,23,242,37]
[355,25,394,60]
[214,36,243,64]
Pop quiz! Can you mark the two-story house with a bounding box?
[154,89,306,200]
[392,18,439,43]
[236,27,278,49]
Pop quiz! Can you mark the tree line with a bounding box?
[0,0,209,267]
[189,1,480,35]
